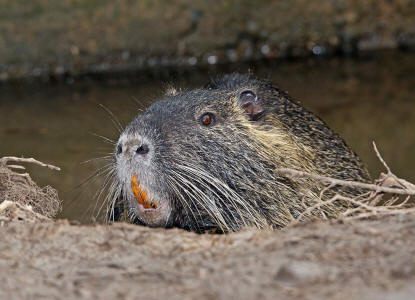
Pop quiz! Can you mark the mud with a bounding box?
[1,214,414,299]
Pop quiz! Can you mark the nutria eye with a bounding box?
[200,113,215,126]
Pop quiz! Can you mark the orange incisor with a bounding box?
[131,174,158,209]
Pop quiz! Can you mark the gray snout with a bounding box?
[116,135,152,162]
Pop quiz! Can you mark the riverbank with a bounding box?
[1,213,415,299]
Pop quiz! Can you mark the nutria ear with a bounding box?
[238,89,264,121]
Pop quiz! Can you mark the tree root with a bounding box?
[0,156,61,222]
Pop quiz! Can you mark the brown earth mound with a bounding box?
[0,215,415,299]
[1,155,415,299]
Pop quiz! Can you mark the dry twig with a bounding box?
[0,157,60,171]
[279,142,415,222]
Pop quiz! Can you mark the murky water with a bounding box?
[1,52,414,222]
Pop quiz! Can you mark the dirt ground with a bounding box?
[1,214,414,300]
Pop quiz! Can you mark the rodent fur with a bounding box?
[109,74,370,233]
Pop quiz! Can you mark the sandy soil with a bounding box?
[1,214,414,300]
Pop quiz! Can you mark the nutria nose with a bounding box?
[115,142,149,157]
[116,135,151,159]
[136,144,149,155]
[116,144,123,155]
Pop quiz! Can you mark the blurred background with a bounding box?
[1,0,414,222]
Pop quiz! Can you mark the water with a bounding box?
[1,52,414,222]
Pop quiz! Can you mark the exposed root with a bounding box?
[280,142,415,222]
[0,156,61,222]
[0,156,61,171]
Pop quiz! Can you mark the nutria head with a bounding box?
[110,74,369,233]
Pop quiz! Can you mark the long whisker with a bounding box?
[131,96,145,112]
[169,169,229,232]
[93,169,116,216]
[176,164,267,229]
[89,132,117,145]
[175,169,242,229]
[98,103,124,133]
[81,155,113,165]
[106,179,123,222]
[76,163,114,189]
[75,165,115,222]
[166,175,205,232]
[89,165,116,214]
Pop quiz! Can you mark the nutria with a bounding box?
[107,74,370,233]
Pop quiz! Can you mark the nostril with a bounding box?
[116,144,122,155]
[136,144,149,155]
